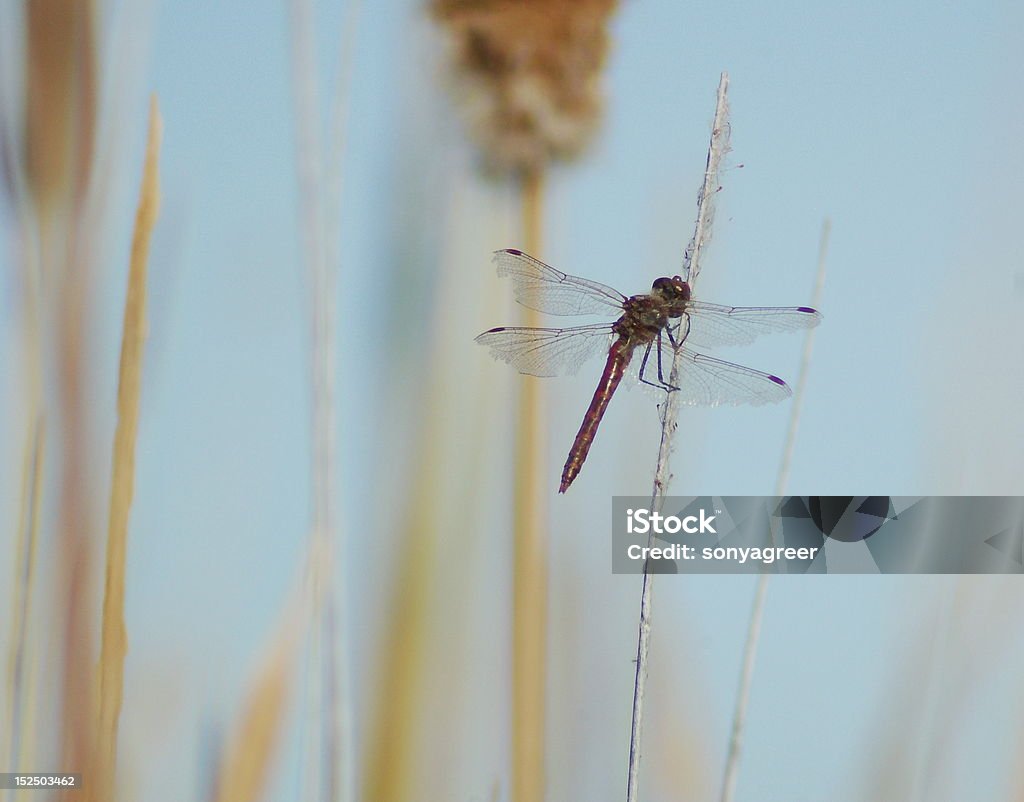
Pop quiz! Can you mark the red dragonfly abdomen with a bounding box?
[559,336,635,493]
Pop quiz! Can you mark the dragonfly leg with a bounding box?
[665,315,689,349]
[638,335,680,393]
[638,343,665,391]
[654,332,681,392]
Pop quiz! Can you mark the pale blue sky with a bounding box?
[2,1,1023,800]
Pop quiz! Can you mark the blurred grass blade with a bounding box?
[512,168,547,802]
[429,4,620,799]
[287,1,356,799]
[210,573,312,802]
[28,2,101,792]
[94,95,162,802]
[4,417,44,787]
[719,219,829,802]
[24,0,97,223]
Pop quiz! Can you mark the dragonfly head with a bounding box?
[651,276,691,311]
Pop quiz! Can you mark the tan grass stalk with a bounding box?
[361,535,433,801]
[510,168,548,802]
[92,95,162,802]
[211,550,320,802]
[718,219,829,802]
[4,417,45,787]
[24,2,100,791]
[24,0,97,222]
[627,73,731,802]
[362,174,506,802]
[430,7,618,800]
[362,419,445,802]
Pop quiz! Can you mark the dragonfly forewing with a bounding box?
[493,249,627,316]
[682,301,822,349]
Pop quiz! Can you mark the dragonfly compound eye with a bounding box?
[652,276,690,302]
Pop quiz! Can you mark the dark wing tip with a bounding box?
[498,247,524,256]
[475,327,508,342]
[768,374,788,387]
[797,306,819,314]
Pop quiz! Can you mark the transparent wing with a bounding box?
[681,301,822,348]
[619,340,678,402]
[475,323,614,377]
[493,248,627,316]
[625,338,792,406]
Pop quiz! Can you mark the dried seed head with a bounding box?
[430,0,618,176]
[24,0,97,217]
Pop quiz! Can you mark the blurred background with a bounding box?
[1,1,1023,801]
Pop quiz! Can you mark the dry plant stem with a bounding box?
[363,174,488,801]
[627,72,731,802]
[321,9,359,798]
[212,554,318,802]
[5,97,46,802]
[513,168,548,802]
[5,418,44,793]
[95,96,162,802]
[907,582,957,802]
[288,2,353,800]
[718,577,766,802]
[28,2,99,785]
[718,219,829,802]
[774,219,829,500]
[362,422,442,802]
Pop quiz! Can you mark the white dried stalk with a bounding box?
[653,73,731,499]
[719,219,829,802]
[626,71,731,802]
[718,575,766,802]
[288,3,355,801]
[775,219,829,499]
[321,6,359,802]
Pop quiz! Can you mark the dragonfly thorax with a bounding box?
[619,295,673,337]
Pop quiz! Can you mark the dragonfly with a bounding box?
[476,248,823,493]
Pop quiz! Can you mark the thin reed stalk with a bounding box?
[22,2,100,792]
[210,549,321,802]
[287,1,357,799]
[4,44,46,794]
[775,220,829,499]
[429,5,618,799]
[320,10,359,795]
[94,95,162,802]
[627,72,731,802]
[512,168,548,802]
[718,219,829,802]
[361,250,467,800]
[361,470,438,802]
[4,417,44,797]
